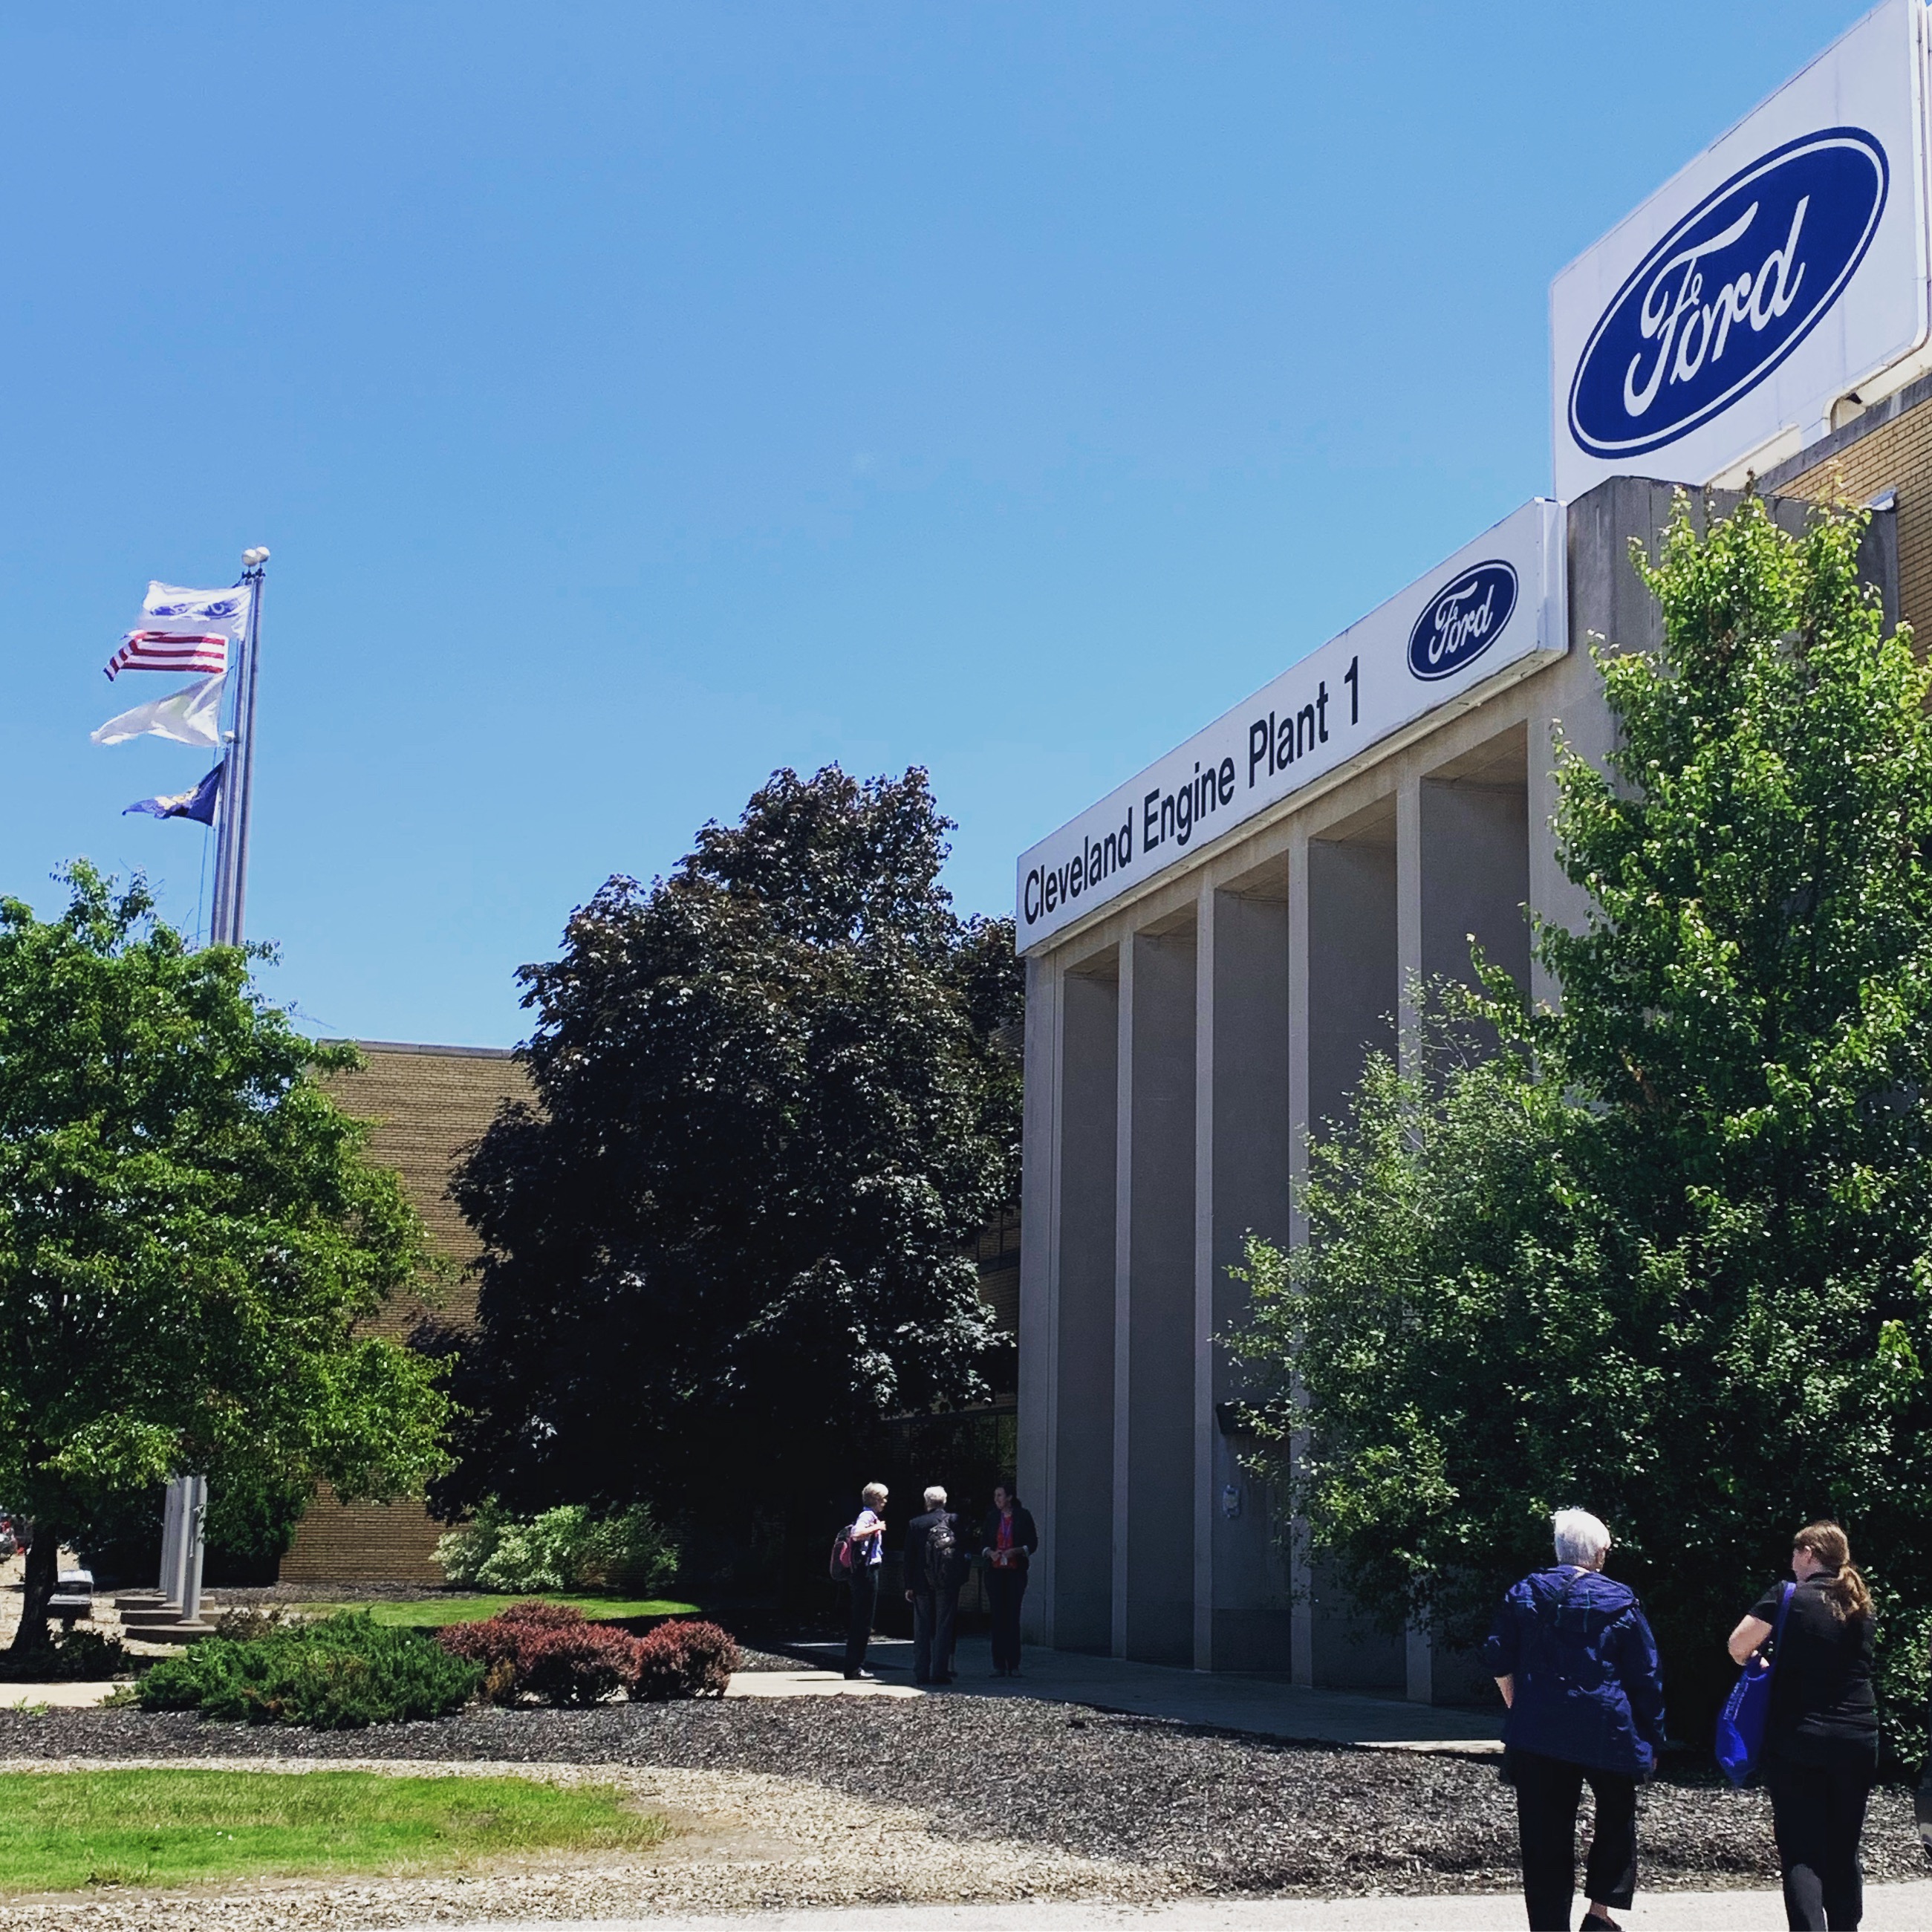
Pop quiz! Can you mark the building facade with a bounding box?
[278,1039,528,1585]
[1014,0,1932,1695]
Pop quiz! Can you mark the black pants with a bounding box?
[1766,1756,1874,1929]
[911,1586,957,1683]
[1512,1748,1638,1931]
[845,1563,879,1674]
[988,1566,1027,1671]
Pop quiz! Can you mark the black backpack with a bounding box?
[923,1512,957,1590]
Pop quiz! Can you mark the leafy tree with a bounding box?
[1229,493,1932,1752]
[0,867,452,1649]
[438,767,1022,1574]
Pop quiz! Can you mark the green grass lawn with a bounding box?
[295,1594,701,1628]
[0,1768,669,1891]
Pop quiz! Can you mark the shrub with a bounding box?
[435,1601,643,1707]
[0,1629,135,1682]
[434,1500,679,1595]
[630,1619,738,1702]
[137,1611,481,1728]
[518,1621,642,1707]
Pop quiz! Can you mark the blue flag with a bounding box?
[124,761,223,824]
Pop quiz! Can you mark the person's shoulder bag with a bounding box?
[1714,1581,1794,1787]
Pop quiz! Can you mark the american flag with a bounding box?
[103,582,250,681]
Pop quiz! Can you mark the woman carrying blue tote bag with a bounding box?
[1715,1578,1792,1785]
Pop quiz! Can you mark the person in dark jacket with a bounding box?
[980,1481,1039,1677]
[1727,1520,1879,1930]
[1484,1508,1667,1932]
[903,1486,964,1686]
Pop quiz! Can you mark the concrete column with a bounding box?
[1422,763,1531,998]
[1042,954,1118,1655]
[1414,742,1532,1704]
[1304,809,1402,1692]
[1286,830,1314,1688]
[1119,924,1197,1667]
[1395,778,1431,1706]
[180,1474,208,1624]
[1198,882,1291,1673]
[1527,709,1566,1014]
[1016,952,1060,1645]
[1193,891,1217,1673]
[1112,938,1133,1659]
[157,1478,183,1609]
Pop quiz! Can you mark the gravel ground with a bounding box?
[0,1697,1920,1899]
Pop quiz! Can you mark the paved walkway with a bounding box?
[0,1680,118,1708]
[399,1887,1932,1931]
[782,1635,1503,1750]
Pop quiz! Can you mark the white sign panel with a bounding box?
[1552,0,1929,501]
[1015,498,1566,952]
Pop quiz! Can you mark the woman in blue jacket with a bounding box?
[1483,1508,1668,1932]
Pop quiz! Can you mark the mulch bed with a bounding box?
[0,1697,1919,1896]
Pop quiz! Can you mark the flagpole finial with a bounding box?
[241,546,269,568]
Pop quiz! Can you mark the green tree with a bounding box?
[1229,492,1932,1751]
[439,766,1022,1576]
[0,867,451,1649]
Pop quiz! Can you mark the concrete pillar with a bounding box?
[1119,925,1196,1666]
[1411,739,1531,1703]
[1395,778,1431,1705]
[180,1475,208,1624]
[1197,881,1291,1673]
[1303,808,1403,1691]
[1016,952,1058,1645]
[1422,755,1532,998]
[1041,955,1118,1654]
[157,1477,184,1609]
[1286,830,1314,1687]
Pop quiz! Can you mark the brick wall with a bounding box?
[278,1041,528,1585]
[1769,374,1932,647]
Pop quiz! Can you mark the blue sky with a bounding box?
[1,1,1875,1046]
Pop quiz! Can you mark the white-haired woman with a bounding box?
[842,1482,888,1680]
[1483,1509,1668,1932]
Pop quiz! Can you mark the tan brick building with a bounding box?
[277,1041,527,1584]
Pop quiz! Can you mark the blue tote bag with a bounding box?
[1715,1581,1795,1786]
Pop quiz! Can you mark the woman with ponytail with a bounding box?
[1727,1522,1879,1929]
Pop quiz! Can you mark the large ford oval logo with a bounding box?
[1569,128,1887,459]
[1408,561,1517,681]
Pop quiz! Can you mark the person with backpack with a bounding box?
[1483,1508,1667,1932]
[839,1482,889,1680]
[1726,1521,1879,1930]
[903,1484,964,1686]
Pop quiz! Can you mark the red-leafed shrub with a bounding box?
[435,1600,642,1706]
[629,1619,738,1702]
[516,1619,643,1707]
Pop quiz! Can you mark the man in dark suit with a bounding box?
[980,1480,1040,1677]
[903,1484,963,1686]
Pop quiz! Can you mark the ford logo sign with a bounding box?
[1408,561,1517,682]
[1569,128,1887,459]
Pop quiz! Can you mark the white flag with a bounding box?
[103,582,251,680]
[91,673,226,749]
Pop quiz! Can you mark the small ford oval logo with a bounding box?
[1570,128,1888,459]
[1408,560,1517,682]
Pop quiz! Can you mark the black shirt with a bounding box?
[1748,1572,1879,1767]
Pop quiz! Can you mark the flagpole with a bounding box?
[210,548,267,947]
[229,553,267,943]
